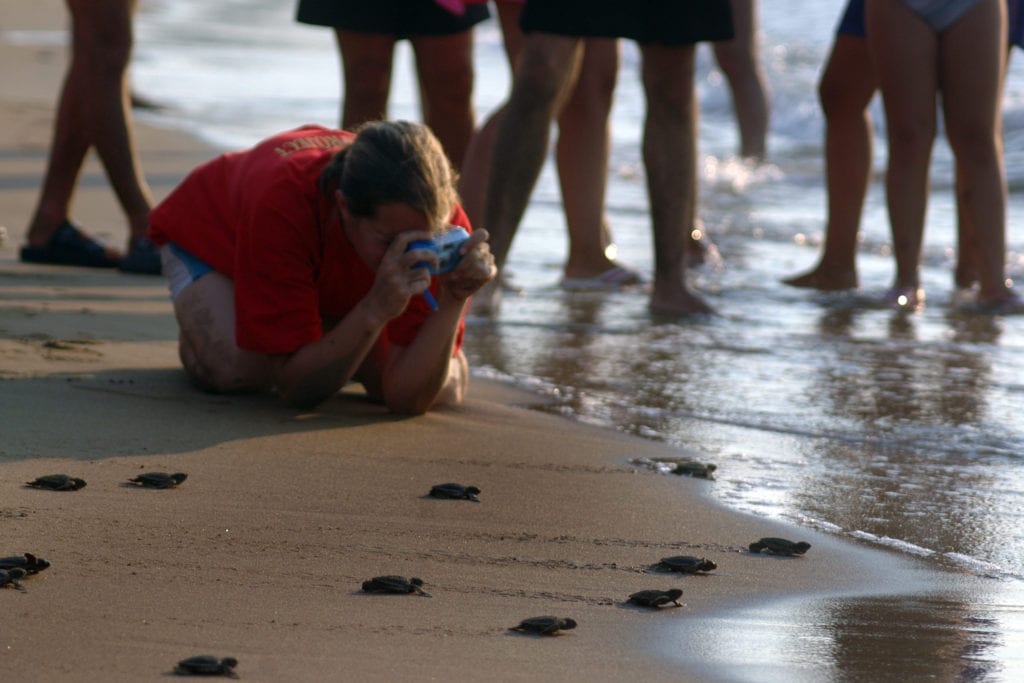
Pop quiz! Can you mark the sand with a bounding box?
[0,2,961,680]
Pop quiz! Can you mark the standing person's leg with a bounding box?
[22,0,146,267]
[335,30,396,128]
[457,1,525,231]
[473,33,584,313]
[941,0,1017,306]
[784,33,876,290]
[866,0,938,305]
[953,1,1015,291]
[412,29,477,170]
[712,0,770,160]
[81,0,153,252]
[640,43,713,315]
[556,39,639,283]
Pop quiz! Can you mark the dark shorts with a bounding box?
[1011,0,1023,48]
[837,0,866,37]
[519,0,734,45]
[296,0,490,37]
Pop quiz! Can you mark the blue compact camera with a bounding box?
[407,226,471,275]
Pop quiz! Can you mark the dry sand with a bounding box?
[0,2,957,680]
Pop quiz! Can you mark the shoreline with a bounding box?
[0,2,994,680]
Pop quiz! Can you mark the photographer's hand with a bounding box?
[441,229,496,303]
[364,231,436,324]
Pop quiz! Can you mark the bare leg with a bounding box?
[713,0,771,160]
[458,2,524,238]
[173,272,273,393]
[867,0,937,298]
[472,33,584,314]
[556,39,632,280]
[412,30,477,170]
[641,43,713,315]
[335,30,395,128]
[941,0,1012,304]
[954,37,1013,290]
[784,35,876,290]
[26,0,152,253]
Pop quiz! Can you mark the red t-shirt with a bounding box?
[150,125,467,356]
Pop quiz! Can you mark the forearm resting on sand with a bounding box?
[380,291,467,414]
[271,301,387,409]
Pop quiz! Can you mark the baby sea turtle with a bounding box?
[25,474,87,491]
[0,553,50,575]
[173,655,238,678]
[627,588,684,608]
[127,472,188,489]
[510,616,577,636]
[671,462,717,479]
[654,555,718,573]
[428,483,481,502]
[361,575,431,597]
[749,537,811,556]
[0,567,27,591]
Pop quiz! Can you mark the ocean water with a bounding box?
[126,0,1024,677]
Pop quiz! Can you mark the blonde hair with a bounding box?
[319,120,458,233]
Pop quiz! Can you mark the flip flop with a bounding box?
[118,237,162,275]
[560,265,644,292]
[20,221,120,268]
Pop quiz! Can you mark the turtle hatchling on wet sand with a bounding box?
[361,575,431,597]
[749,537,811,556]
[127,472,188,489]
[428,482,481,502]
[670,462,717,479]
[654,555,718,574]
[173,655,239,678]
[0,567,28,591]
[0,552,51,575]
[510,616,577,636]
[627,588,684,608]
[25,474,87,491]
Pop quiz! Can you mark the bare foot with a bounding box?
[468,277,502,317]
[782,265,858,290]
[974,289,1024,314]
[560,263,644,291]
[648,280,715,316]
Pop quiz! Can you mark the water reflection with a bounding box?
[675,589,1024,682]
[785,305,1024,576]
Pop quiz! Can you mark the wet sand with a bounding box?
[0,2,984,680]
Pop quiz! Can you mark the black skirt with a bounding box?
[520,0,734,45]
[297,0,490,38]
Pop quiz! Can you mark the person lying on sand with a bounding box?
[148,121,495,413]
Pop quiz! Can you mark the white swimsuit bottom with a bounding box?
[901,0,983,31]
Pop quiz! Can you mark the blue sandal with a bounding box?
[20,221,120,268]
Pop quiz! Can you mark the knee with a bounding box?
[641,57,695,119]
[714,45,754,83]
[818,77,849,120]
[886,117,935,157]
[947,128,1000,169]
[644,83,695,124]
[178,335,268,394]
[514,52,573,108]
[74,28,133,78]
[572,66,617,112]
